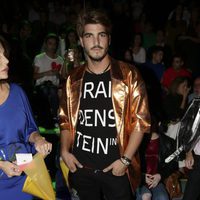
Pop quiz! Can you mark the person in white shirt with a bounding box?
[33,33,64,126]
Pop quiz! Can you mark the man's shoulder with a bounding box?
[119,60,142,77]
[113,59,138,73]
[68,64,86,83]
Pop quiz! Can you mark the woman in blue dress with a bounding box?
[0,35,52,199]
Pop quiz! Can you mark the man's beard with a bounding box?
[84,46,108,62]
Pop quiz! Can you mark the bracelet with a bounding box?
[122,155,131,163]
[120,157,131,166]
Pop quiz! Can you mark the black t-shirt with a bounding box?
[73,70,120,169]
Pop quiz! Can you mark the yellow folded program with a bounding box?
[60,158,69,186]
[22,153,56,200]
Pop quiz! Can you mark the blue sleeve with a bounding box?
[18,87,39,143]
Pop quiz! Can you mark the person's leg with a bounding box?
[69,169,102,200]
[136,186,152,200]
[100,172,134,200]
[34,84,52,127]
[182,155,200,200]
[151,183,169,200]
[48,85,59,118]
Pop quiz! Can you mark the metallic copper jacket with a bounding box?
[59,58,151,191]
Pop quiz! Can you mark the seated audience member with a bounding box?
[161,54,191,91]
[61,45,85,79]
[147,29,172,68]
[177,21,200,77]
[163,76,191,125]
[136,115,178,200]
[33,33,64,127]
[188,76,200,103]
[162,76,190,137]
[123,48,134,64]
[144,46,165,82]
[130,32,146,66]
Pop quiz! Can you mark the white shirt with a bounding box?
[34,52,64,86]
[133,47,146,64]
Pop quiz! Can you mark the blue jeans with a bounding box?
[136,183,169,200]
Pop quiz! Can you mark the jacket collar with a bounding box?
[70,57,124,83]
[110,58,124,80]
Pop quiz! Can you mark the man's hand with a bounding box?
[185,151,194,169]
[61,151,83,173]
[103,159,127,176]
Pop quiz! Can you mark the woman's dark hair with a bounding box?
[168,76,189,95]
[131,32,143,47]
[0,35,10,58]
[76,9,112,37]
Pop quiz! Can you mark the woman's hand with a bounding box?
[185,151,194,169]
[148,173,161,188]
[29,132,52,157]
[145,173,153,185]
[0,161,21,177]
[103,159,128,176]
[34,137,52,157]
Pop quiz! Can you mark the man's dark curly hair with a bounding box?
[76,9,112,37]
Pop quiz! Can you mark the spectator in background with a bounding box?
[33,33,64,128]
[137,46,164,125]
[28,0,40,22]
[136,115,178,200]
[165,3,187,52]
[123,48,134,64]
[130,32,146,66]
[147,29,172,68]
[162,76,191,128]
[161,54,191,91]
[162,76,191,171]
[57,27,80,58]
[188,76,200,103]
[144,46,165,82]
[31,9,57,52]
[133,12,146,33]
[142,21,156,50]
[176,21,200,77]
[12,20,38,60]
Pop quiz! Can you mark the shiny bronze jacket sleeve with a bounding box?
[59,79,70,131]
[128,67,151,135]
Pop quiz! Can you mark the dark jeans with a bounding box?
[183,154,200,200]
[69,168,134,200]
[36,81,59,118]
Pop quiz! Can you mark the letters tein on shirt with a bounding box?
[76,131,118,154]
